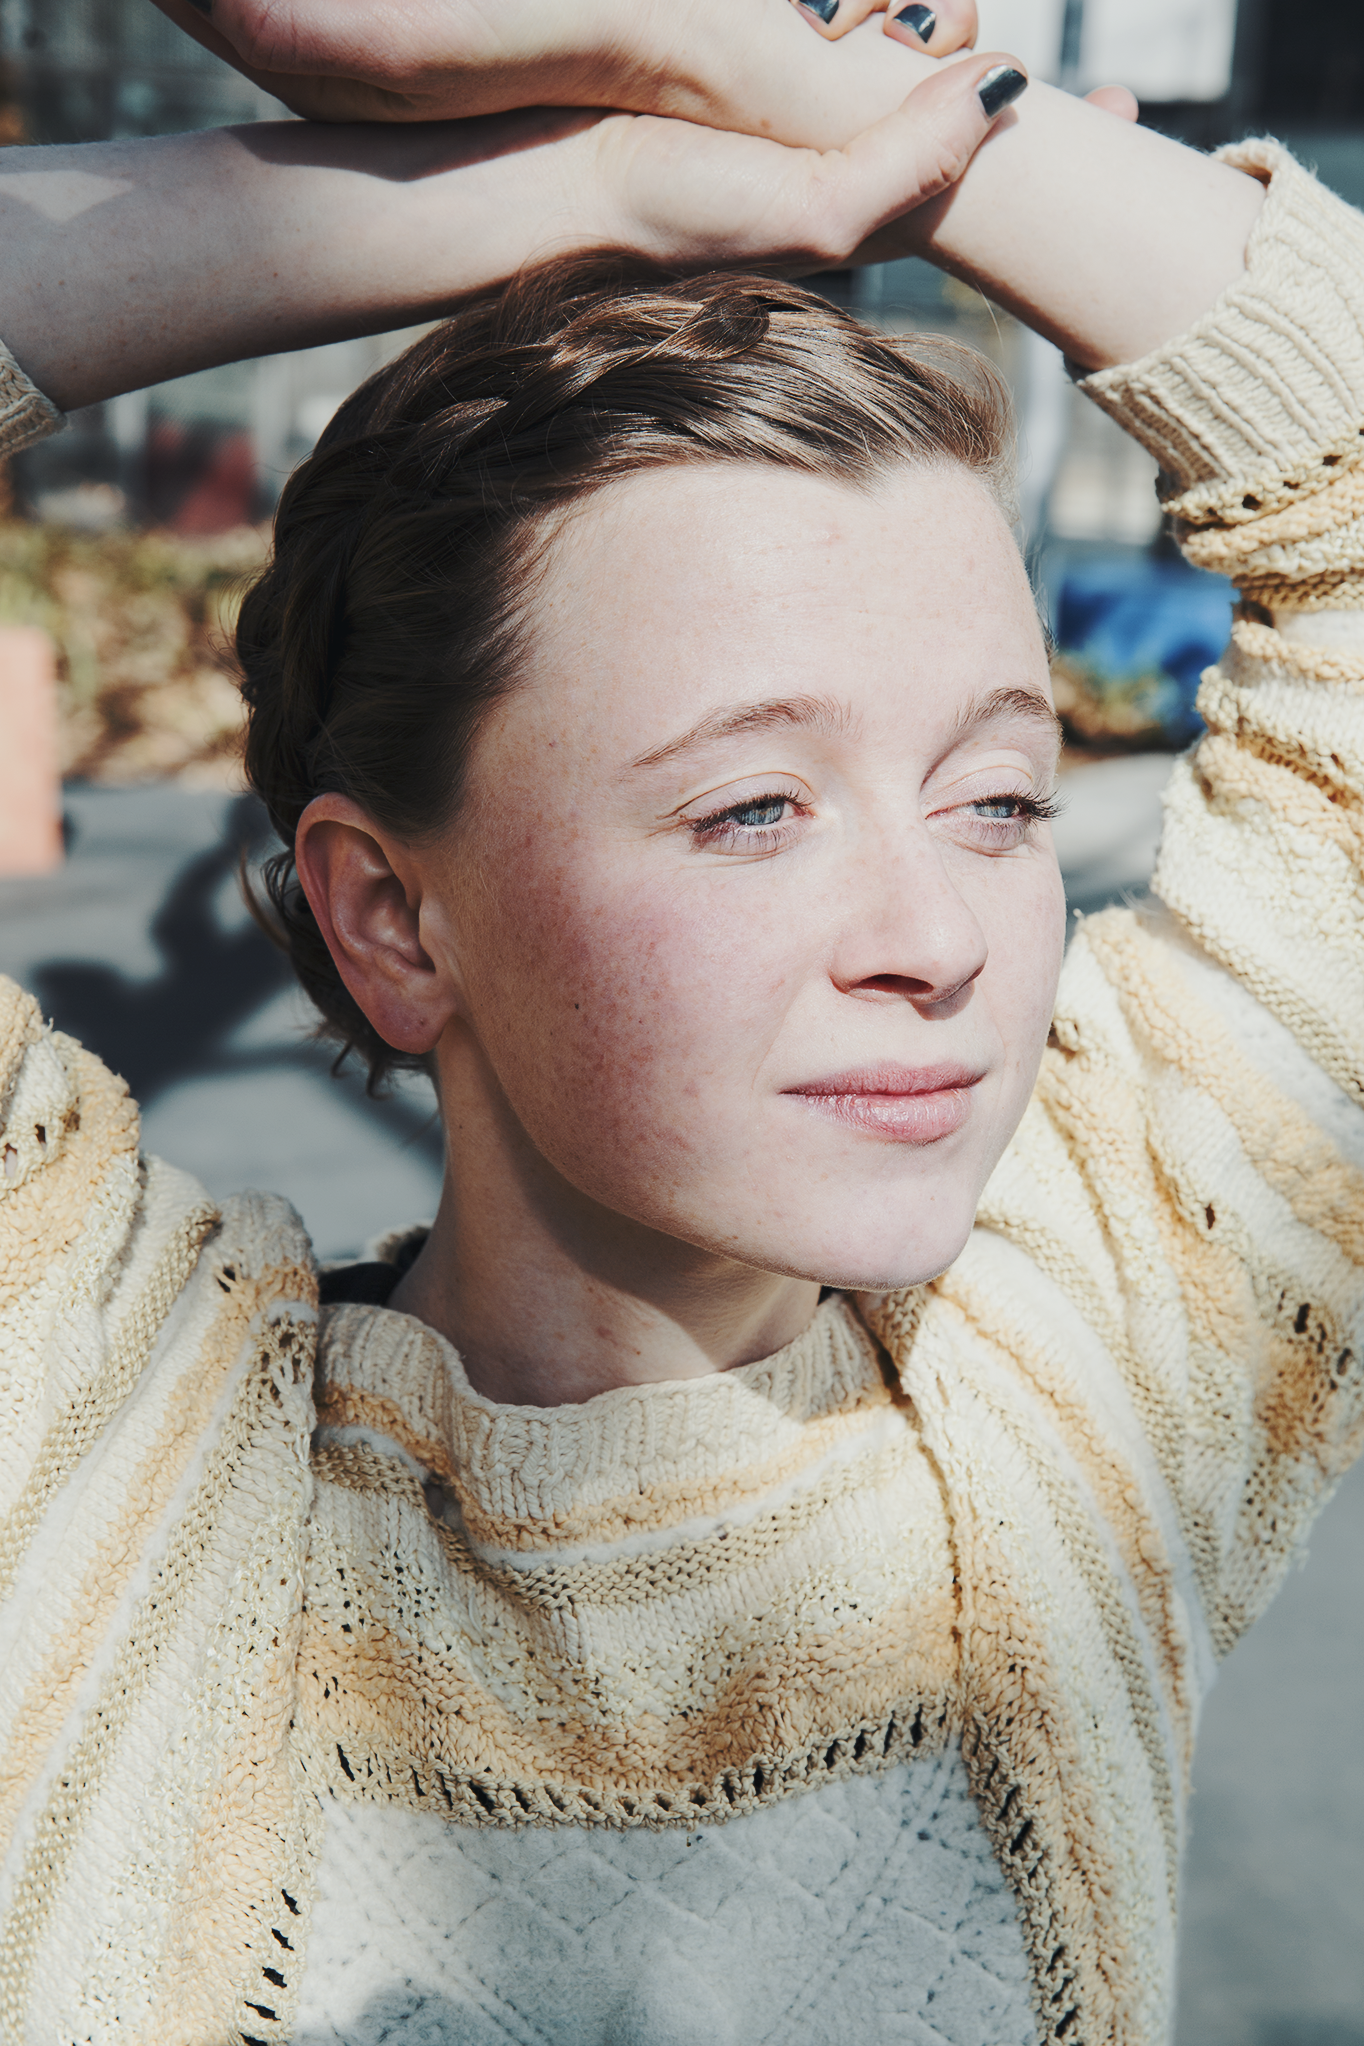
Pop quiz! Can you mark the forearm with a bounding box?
[879,79,1265,369]
[0,113,607,413]
[694,20,1265,370]
[738,21,1261,372]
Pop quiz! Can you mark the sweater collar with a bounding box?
[315,1293,892,1557]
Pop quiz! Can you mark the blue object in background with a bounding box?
[1054,554,1235,746]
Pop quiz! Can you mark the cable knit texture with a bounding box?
[3,144,1364,2046]
[0,342,61,457]
[1082,140,1364,605]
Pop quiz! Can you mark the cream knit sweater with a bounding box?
[3,142,1364,2046]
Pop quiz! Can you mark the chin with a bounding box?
[757,1209,980,1297]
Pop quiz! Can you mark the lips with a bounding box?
[783,1063,982,1144]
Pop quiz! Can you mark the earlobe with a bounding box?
[294,794,462,1056]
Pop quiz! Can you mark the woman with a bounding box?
[2,59,1361,2046]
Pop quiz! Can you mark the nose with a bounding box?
[828,832,989,1012]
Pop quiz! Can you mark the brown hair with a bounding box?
[239,260,1014,1090]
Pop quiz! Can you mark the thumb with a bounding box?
[804,53,1027,259]
[603,52,1026,274]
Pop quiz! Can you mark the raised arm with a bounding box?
[967,129,1364,1669]
[153,0,1263,370]
[0,53,1023,419]
[867,82,1265,367]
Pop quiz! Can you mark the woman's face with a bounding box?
[429,459,1066,1292]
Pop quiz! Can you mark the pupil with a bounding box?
[738,799,784,827]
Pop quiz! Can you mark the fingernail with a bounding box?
[893,5,937,40]
[977,64,1028,119]
[799,0,840,21]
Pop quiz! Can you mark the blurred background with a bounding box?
[0,4,1359,2040]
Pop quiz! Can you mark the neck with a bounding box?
[388,1034,821,1405]
[389,1174,819,1407]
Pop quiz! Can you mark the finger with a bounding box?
[789,0,887,43]
[881,1,979,56]
[1084,84,1140,122]
[808,52,1027,255]
[791,0,978,49]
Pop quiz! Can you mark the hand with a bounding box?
[149,0,981,137]
[594,50,1028,270]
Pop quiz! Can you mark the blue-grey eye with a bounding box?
[733,798,787,828]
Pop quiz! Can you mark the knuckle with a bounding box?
[229,5,300,71]
[233,1,333,73]
[940,0,979,51]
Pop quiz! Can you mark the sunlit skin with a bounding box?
[298,461,1068,1404]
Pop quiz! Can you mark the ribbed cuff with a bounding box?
[0,339,63,456]
[1077,142,1364,526]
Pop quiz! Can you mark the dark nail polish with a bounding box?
[187,0,212,12]
[977,63,1027,119]
[800,0,840,22]
[894,5,937,40]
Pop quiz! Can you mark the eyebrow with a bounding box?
[627,693,853,772]
[628,682,1059,775]
[948,685,1062,749]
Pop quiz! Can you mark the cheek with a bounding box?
[460,850,800,1175]
[979,855,1068,1079]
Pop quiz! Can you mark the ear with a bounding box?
[294,793,461,1056]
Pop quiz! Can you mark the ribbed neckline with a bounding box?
[317,1293,891,1545]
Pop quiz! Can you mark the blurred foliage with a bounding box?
[1050,653,1187,755]
[0,514,266,784]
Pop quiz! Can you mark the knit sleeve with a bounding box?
[0,340,63,456]
[0,971,197,1517]
[0,971,329,2039]
[994,143,1364,1663]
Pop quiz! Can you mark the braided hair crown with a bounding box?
[238,258,1014,1088]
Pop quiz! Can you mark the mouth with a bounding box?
[782,1062,984,1144]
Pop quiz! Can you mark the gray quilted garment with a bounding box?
[294,1741,1036,2045]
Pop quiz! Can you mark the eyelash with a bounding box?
[688,787,807,853]
[688,787,1059,853]
[970,791,1061,823]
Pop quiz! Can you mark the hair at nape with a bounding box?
[238,257,1016,1090]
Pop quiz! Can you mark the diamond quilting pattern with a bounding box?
[294,1743,1035,2045]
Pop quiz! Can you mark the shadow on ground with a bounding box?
[33,794,292,1107]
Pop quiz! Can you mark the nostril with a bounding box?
[854,974,938,998]
[844,970,980,1006]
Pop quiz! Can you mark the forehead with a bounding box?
[534,459,1039,659]
[517,460,1048,747]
